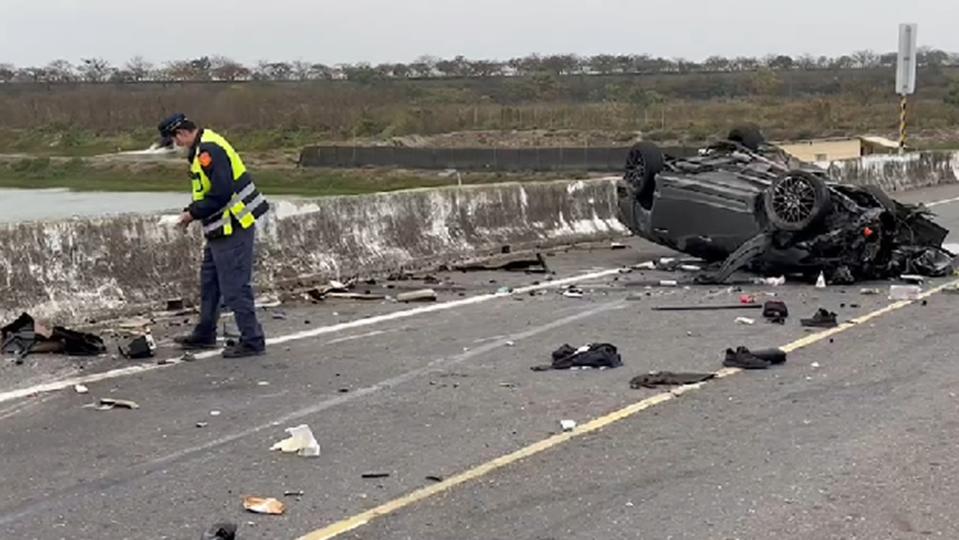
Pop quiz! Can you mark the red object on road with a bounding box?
[740,294,756,304]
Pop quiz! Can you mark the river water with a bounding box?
[0,188,190,223]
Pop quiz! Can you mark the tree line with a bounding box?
[1,49,958,84]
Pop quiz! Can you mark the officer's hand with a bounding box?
[177,211,194,228]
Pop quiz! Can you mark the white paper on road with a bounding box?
[271,424,321,457]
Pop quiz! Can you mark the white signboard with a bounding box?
[896,23,918,95]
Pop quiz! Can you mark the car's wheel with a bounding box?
[624,142,664,210]
[764,170,831,232]
[728,124,765,151]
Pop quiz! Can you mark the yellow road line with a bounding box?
[298,277,959,540]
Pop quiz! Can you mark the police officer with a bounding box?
[158,113,269,358]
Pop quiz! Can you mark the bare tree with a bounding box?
[162,60,195,81]
[0,63,14,83]
[78,57,114,82]
[125,56,153,81]
[851,50,879,68]
[308,63,334,80]
[211,56,249,81]
[291,60,312,80]
[44,60,75,82]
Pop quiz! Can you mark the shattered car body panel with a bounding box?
[616,132,953,283]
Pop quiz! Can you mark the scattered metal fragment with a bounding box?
[361,472,391,479]
[74,384,89,394]
[271,310,288,320]
[610,242,628,250]
[560,420,577,432]
[196,422,208,428]
[243,496,285,515]
[735,317,756,325]
[95,398,139,410]
[425,475,444,483]
[396,289,437,303]
[860,288,881,295]
[284,490,305,497]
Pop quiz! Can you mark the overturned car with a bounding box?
[616,127,954,284]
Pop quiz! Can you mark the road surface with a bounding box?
[2,184,959,540]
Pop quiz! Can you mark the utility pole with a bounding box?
[896,23,918,154]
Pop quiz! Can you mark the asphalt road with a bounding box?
[3,185,959,540]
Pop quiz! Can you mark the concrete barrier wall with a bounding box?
[0,179,627,325]
[823,151,959,192]
[299,145,699,171]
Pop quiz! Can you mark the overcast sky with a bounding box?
[1,0,956,66]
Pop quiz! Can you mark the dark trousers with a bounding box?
[193,225,265,351]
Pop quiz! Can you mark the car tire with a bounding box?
[764,170,831,232]
[624,142,664,209]
[728,124,765,151]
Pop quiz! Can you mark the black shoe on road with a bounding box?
[222,343,265,359]
[801,308,838,328]
[723,347,771,370]
[174,334,218,350]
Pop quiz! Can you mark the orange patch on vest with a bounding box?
[198,152,213,168]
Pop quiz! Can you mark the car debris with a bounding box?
[284,490,305,497]
[735,317,756,325]
[425,475,444,483]
[633,261,656,270]
[200,522,237,540]
[74,384,89,394]
[531,343,622,371]
[889,285,922,300]
[270,424,321,457]
[629,372,715,389]
[196,422,208,428]
[616,127,953,285]
[90,398,140,411]
[560,419,577,432]
[120,334,157,359]
[610,242,628,250]
[860,288,882,295]
[271,310,288,320]
[562,287,585,299]
[396,289,438,303]
[900,274,925,284]
[361,472,391,479]
[1,312,105,361]
[165,298,185,311]
[242,496,286,515]
[762,300,789,324]
[800,308,838,328]
[723,346,787,370]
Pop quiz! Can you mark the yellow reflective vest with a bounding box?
[190,129,268,239]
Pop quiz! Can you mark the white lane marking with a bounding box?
[927,195,959,208]
[0,268,622,406]
[0,301,625,527]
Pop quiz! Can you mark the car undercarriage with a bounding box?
[616,127,954,284]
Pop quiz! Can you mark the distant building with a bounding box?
[775,136,901,163]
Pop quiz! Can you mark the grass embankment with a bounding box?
[0,157,574,196]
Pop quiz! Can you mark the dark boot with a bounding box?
[222,342,265,359]
[174,334,218,350]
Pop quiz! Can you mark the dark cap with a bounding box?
[157,113,189,146]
